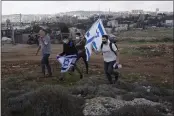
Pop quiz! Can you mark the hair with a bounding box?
[102,35,109,39]
[76,33,81,36]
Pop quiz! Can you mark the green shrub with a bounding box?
[8,85,84,116]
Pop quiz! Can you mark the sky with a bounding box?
[2,1,173,15]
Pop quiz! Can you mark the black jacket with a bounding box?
[59,40,78,56]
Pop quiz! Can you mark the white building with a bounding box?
[165,20,173,27]
[131,10,144,14]
[107,20,118,27]
[77,15,88,20]
[115,24,128,31]
[165,20,173,24]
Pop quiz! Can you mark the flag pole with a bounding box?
[98,4,101,19]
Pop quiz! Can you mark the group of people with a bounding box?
[35,27,121,84]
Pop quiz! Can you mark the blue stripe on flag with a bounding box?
[86,36,94,44]
[87,31,90,37]
[61,67,67,70]
[86,30,100,45]
[98,23,104,35]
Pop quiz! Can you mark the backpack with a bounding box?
[101,42,118,56]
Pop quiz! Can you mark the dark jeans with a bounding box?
[73,52,89,74]
[65,58,83,79]
[41,54,52,75]
[104,61,119,84]
[77,52,89,74]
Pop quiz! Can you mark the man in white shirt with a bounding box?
[95,35,120,84]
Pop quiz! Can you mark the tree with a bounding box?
[32,25,41,33]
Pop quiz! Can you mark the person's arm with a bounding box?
[112,43,119,64]
[91,44,100,55]
[77,39,85,52]
[75,39,82,47]
[36,45,41,56]
[92,41,102,54]
[116,51,120,64]
[36,38,41,55]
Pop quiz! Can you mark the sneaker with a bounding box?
[59,77,64,81]
[114,76,118,83]
[109,81,113,84]
[46,73,52,77]
[80,74,83,79]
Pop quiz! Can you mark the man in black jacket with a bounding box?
[73,32,89,74]
[58,36,83,81]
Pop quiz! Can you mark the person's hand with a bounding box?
[76,42,81,46]
[92,47,95,52]
[57,55,60,59]
[116,61,119,65]
[93,50,99,55]
[78,50,83,55]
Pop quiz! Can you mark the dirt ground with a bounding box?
[1,42,173,88]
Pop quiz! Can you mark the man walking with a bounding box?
[36,28,52,77]
[58,36,83,81]
[73,32,89,74]
[95,34,120,84]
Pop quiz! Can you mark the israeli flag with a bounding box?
[56,55,77,73]
[85,19,107,61]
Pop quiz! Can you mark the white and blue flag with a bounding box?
[56,55,77,73]
[85,19,107,61]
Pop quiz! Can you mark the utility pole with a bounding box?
[20,13,22,25]
[11,25,15,45]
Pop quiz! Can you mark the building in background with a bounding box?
[107,20,118,27]
[131,10,144,14]
[165,20,173,27]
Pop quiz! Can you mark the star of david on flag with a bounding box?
[84,19,107,61]
[56,55,77,73]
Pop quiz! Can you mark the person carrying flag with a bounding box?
[84,19,121,84]
[94,34,121,84]
[57,25,83,81]
[73,32,89,74]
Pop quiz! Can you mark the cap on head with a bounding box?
[62,36,69,44]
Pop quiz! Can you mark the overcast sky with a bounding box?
[2,1,173,15]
